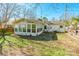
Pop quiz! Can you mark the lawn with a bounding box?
[0,32,79,56]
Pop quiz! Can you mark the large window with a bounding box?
[23,24,26,32]
[19,25,22,32]
[27,24,31,32]
[32,24,36,33]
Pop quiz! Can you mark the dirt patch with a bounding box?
[56,33,79,55]
[1,33,79,56]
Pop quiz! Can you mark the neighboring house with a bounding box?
[0,23,13,32]
[14,19,44,36]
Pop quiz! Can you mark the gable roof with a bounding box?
[12,18,65,26]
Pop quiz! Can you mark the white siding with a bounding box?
[47,25,66,32]
[14,23,43,36]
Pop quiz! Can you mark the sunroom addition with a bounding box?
[14,20,44,36]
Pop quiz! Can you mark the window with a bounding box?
[23,25,26,32]
[32,24,36,33]
[60,25,63,28]
[44,25,47,29]
[19,25,22,32]
[27,24,31,32]
[37,25,43,32]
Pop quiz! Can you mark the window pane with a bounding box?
[27,24,31,32]
[23,25,26,32]
[32,24,36,33]
[19,25,22,32]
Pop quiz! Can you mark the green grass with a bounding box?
[57,33,67,40]
[0,33,72,56]
[28,40,69,56]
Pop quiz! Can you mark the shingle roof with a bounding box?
[44,21,65,25]
[13,18,44,25]
[13,18,65,26]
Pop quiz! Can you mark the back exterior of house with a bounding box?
[14,19,44,36]
[44,21,66,32]
[14,19,66,36]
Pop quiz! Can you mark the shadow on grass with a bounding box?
[18,32,58,41]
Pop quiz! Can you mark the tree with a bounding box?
[0,3,20,55]
[71,16,79,29]
[42,17,48,21]
[0,3,41,55]
[38,18,42,21]
[0,3,18,37]
[64,20,70,26]
[22,3,39,20]
[71,17,79,25]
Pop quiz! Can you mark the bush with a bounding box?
[0,28,14,35]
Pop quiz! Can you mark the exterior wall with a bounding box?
[14,22,66,36]
[59,26,66,32]
[47,25,66,32]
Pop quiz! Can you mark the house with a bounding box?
[14,19,44,36]
[0,23,14,32]
[44,21,66,32]
[14,19,66,36]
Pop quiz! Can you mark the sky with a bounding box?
[9,3,79,22]
[31,3,79,20]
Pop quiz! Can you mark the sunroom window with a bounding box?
[32,24,36,33]
[19,25,22,32]
[27,24,31,32]
[23,24,26,32]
